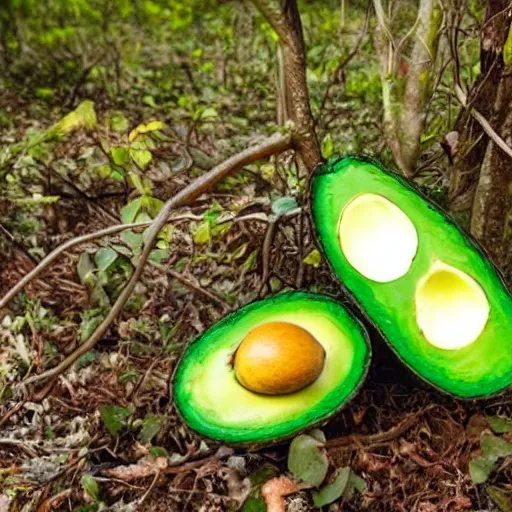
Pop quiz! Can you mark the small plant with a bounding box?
[287,429,366,508]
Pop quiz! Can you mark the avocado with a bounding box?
[310,155,512,398]
[173,291,370,446]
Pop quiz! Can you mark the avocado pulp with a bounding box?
[173,291,370,445]
[311,155,512,398]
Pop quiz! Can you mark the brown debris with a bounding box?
[261,476,302,512]
[103,457,169,481]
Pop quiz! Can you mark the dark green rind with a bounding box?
[172,291,371,447]
[310,155,512,399]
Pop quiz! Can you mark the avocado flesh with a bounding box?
[173,291,370,445]
[311,156,512,398]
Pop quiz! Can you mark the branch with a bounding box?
[455,84,512,161]
[324,404,437,449]
[20,132,292,385]
[0,221,151,309]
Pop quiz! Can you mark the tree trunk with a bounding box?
[374,0,442,176]
[449,0,512,272]
[252,0,322,172]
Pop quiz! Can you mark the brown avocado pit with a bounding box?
[233,321,326,395]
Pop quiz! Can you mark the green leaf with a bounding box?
[200,107,218,120]
[470,455,496,484]
[139,414,162,444]
[344,471,366,499]
[111,146,130,166]
[119,370,139,383]
[321,133,334,159]
[111,112,129,132]
[128,120,165,141]
[149,249,170,262]
[312,467,350,507]
[75,351,99,369]
[504,25,512,66]
[271,196,298,218]
[77,253,95,287]
[100,405,132,436]
[487,416,512,434]
[303,249,322,268]
[193,220,211,245]
[80,314,105,342]
[288,434,328,487]
[481,434,512,459]
[130,148,153,169]
[121,198,143,223]
[80,474,99,501]
[55,100,97,135]
[149,446,169,458]
[242,250,258,273]
[488,486,512,512]
[143,95,157,108]
[308,429,326,443]
[120,230,144,249]
[242,498,267,512]
[95,248,118,271]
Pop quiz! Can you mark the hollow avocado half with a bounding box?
[173,291,371,446]
[310,155,512,399]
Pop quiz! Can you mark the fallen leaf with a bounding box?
[261,476,301,512]
[103,456,168,481]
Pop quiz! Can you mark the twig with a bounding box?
[158,265,231,311]
[20,133,292,385]
[258,219,277,296]
[0,221,151,309]
[324,404,437,449]
[454,84,512,161]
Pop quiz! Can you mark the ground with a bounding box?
[1,1,511,511]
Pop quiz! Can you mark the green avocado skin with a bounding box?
[173,291,371,446]
[311,155,512,399]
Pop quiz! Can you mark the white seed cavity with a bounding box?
[415,261,489,350]
[338,194,418,283]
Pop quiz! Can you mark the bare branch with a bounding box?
[0,221,152,309]
[454,84,512,161]
[20,132,292,385]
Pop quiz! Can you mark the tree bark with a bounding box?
[252,0,322,172]
[374,0,442,176]
[449,0,511,212]
[449,0,512,271]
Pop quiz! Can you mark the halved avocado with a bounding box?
[173,291,370,446]
[310,155,512,398]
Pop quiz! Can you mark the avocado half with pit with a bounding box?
[173,291,370,446]
[310,155,512,399]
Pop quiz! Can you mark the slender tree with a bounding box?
[251,0,322,172]
[449,0,512,271]
[374,0,442,176]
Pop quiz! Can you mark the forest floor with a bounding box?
[1,2,512,511]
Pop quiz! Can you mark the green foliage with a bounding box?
[304,249,322,268]
[288,434,328,487]
[139,414,162,444]
[487,416,512,434]
[287,431,365,506]
[80,474,99,501]
[100,405,132,436]
[470,434,512,484]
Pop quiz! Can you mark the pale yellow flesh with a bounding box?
[415,261,490,350]
[338,194,418,283]
[183,312,355,427]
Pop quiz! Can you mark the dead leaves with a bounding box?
[103,456,168,481]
